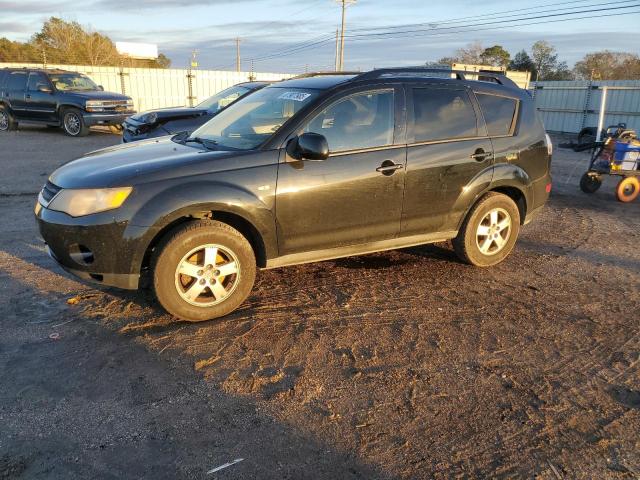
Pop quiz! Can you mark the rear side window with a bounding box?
[476,93,518,136]
[0,70,8,89]
[411,88,477,143]
[6,71,27,91]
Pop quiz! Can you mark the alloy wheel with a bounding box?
[0,110,8,131]
[64,112,81,136]
[174,244,241,307]
[475,207,512,256]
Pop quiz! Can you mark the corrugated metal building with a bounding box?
[532,80,640,134]
[0,63,293,112]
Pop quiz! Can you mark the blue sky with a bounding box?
[2,0,639,73]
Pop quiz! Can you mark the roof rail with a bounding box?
[290,71,361,79]
[352,67,520,89]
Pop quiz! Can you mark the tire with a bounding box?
[453,192,521,267]
[153,220,256,322]
[580,172,602,193]
[0,104,18,132]
[61,108,90,137]
[616,177,640,203]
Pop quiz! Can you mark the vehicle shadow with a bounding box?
[0,244,389,479]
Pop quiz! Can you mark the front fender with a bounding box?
[125,181,278,271]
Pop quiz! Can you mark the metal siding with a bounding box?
[532,80,640,133]
[0,62,292,113]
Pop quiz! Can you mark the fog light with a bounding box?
[69,244,94,265]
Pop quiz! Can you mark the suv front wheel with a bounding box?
[61,108,90,137]
[453,192,521,267]
[153,220,256,321]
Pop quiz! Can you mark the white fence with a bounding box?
[532,80,640,134]
[0,63,294,112]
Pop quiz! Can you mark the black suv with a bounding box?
[122,81,269,143]
[0,68,134,137]
[35,68,552,321]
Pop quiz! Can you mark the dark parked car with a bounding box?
[121,81,269,143]
[0,68,134,137]
[35,68,552,321]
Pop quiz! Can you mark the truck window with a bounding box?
[27,72,49,92]
[6,71,28,91]
[476,93,518,136]
[411,88,477,143]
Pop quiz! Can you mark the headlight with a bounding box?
[47,187,133,217]
[139,112,158,124]
[86,100,105,112]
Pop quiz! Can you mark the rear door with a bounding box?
[25,72,57,122]
[4,71,28,119]
[401,84,494,235]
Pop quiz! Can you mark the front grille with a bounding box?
[41,181,61,204]
[100,101,132,113]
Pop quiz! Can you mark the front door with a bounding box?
[25,72,57,122]
[276,86,406,255]
[402,85,494,235]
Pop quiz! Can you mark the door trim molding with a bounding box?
[265,230,457,269]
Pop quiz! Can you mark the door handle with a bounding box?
[376,161,403,175]
[26,94,31,99]
[470,149,493,162]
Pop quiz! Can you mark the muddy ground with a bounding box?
[0,127,639,479]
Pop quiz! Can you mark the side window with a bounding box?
[303,90,394,152]
[6,72,27,91]
[411,88,477,143]
[0,70,7,89]
[27,72,49,92]
[476,93,518,136]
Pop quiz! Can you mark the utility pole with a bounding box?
[235,37,241,73]
[334,28,340,71]
[335,0,356,71]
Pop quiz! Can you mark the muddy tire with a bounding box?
[616,177,640,203]
[453,192,521,267]
[153,220,256,322]
[61,108,90,137]
[0,105,17,132]
[580,172,602,193]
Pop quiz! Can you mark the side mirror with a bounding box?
[37,85,52,94]
[98,85,104,91]
[286,132,329,161]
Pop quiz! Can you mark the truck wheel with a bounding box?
[153,220,256,322]
[580,172,602,193]
[0,105,17,132]
[61,108,90,137]
[453,192,521,267]
[616,177,639,203]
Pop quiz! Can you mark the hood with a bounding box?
[49,137,233,189]
[130,106,209,123]
[63,90,131,101]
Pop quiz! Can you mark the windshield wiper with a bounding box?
[185,136,219,150]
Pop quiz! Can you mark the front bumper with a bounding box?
[35,203,153,290]
[83,112,135,127]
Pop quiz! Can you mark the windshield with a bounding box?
[189,87,319,151]
[50,73,98,91]
[197,85,251,112]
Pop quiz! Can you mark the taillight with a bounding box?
[544,133,553,156]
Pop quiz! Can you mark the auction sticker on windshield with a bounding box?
[279,92,312,102]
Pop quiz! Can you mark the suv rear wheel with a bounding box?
[0,105,17,132]
[153,220,256,321]
[453,192,521,267]
[61,108,90,137]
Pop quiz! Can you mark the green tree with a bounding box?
[509,49,536,75]
[480,45,510,68]
[531,40,558,80]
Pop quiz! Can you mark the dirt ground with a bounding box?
[0,127,639,479]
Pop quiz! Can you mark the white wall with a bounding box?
[0,63,294,112]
